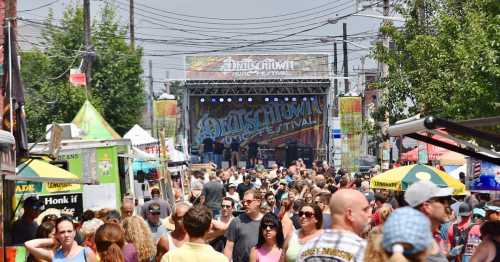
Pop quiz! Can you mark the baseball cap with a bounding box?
[23,196,45,211]
[383,207,433,255]
[228,183,236,188]
[404,181,453,207]
[473,208,486,218]
[148,203,161,214]
[458,202,472,217]
[279,179,288,185]
[485,203,500,212]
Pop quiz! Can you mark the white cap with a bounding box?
[404,180,453,207]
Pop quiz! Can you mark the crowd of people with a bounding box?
[13,159,500,262]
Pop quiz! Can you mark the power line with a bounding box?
[18,0,60,13]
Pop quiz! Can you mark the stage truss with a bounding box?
[185,79,330,96]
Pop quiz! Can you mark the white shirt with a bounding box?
[297,229,366,262]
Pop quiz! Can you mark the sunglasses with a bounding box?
[243,199,257,205]
[150,212,161,215]
[298,211,315,218]
[263,224,277,230]
[222,204,232,209]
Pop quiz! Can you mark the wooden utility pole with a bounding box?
[83,0,92,88]
[333,42,338,116]
[342,23,349,93]
[129,0,135,49]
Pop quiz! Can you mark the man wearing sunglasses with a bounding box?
[224,189,263,262]
[405,180,454,262]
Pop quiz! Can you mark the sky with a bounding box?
[17,0,399,94]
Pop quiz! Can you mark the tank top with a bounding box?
[53,247,87,262]
[286,230,303,262]
[256,247,282,262]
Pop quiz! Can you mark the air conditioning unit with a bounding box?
[45,123,83,141]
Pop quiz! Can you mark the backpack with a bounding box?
[451,222,477,261]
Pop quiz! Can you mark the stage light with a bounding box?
[284,97,289,102]
[264,97,270,102]
[219,98,224,102]
[200,98,205,103]
[227,98,232,102]
[211,98,217,103]
[302,97,308,101]
[291,97,297,102]
[273,97,279,102]
[247,97,253,102]
[310,97,315,101]
[238,97,243,102]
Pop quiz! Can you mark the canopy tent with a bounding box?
[5,159,92,184]
[72,100,121,140]
[439,151,466,166]
[124,124,158,146]
[370,164,466,195]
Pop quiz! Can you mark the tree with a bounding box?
[21,3,145,141]
[372,0,500,124]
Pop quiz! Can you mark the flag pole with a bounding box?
[7,19,13,134]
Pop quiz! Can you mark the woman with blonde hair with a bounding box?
[94,223,125,262]
[122,216,156,262]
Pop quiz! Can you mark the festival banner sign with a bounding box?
[185,54,330,80]
[189,96,325,151]
[153,99,177,139]
[339,96,362,172]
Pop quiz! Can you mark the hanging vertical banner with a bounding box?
[153,99,177,139]
[339,97,362,172]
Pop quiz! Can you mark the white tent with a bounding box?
[124,124,157,146]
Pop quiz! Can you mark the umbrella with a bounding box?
[9,159,82,193]
[370,164,466,195]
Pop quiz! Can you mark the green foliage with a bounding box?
[372,0,500,124]
[21,3,145,141]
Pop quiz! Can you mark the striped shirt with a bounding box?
[297,229,366,262]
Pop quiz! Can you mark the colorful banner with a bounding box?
[468,159,500,192]
[185,54,329,80]
[39,193,83,221]
[189,96,325,152]
[339,97,362,172]
[153,99,177,139]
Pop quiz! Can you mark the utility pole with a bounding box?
[129,0,135,49]
[342,23,349,94]
[149,60,154,131]
[381,0,391,170]
[83,0,92,89]
[333,42,338,115]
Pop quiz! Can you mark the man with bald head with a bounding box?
[297,189,371,262]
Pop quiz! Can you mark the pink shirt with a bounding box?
[256,247,282,262]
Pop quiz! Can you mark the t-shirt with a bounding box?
[161,242,228,262]
[11,218,38,245]
[248,142,259,155]
[214,141,225,155]
[225,213,261,262]
[230,141,240,152]
[203,138,214,152]
[148,220,168,242]
[322,213,332,230]
[297,229,366,262]
[123,243,139,262]
[203,181,224,210]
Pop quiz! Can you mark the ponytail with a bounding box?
[99,243,125,262]
[387,244,409,262]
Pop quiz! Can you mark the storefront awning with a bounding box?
[4,159,94,184]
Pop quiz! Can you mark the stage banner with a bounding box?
[339,97,362,172]
[153,99,177,139]
[189,97,325,151]
[185,54,329,80]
